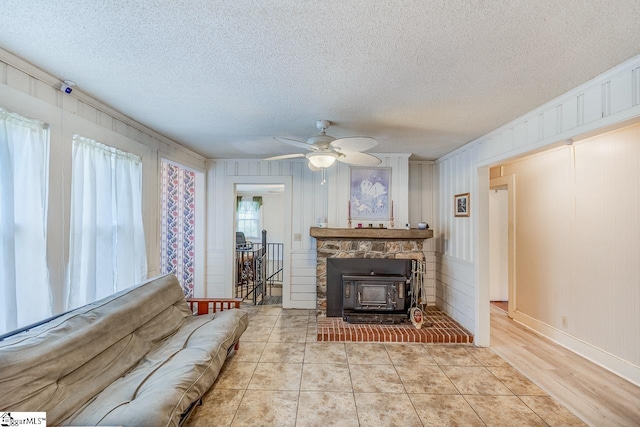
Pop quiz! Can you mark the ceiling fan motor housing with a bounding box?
[307,134,335,148]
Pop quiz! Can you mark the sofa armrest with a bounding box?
[186,298,243,316]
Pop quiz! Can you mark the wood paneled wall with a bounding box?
[409,161,436,304]
[327,154,411,228]
[206,159,324,307]
[205,155,415,307]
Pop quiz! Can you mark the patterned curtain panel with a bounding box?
[160,160,196,297]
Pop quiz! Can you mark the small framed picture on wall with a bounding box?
[454,193,470,217]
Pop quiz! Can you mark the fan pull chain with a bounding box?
[321,168,326,185]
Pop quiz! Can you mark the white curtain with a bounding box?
[66,135,146,310]
[0,108,51,334]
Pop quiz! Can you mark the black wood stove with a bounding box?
[326,258,412,324]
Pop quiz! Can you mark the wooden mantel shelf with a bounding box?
[310,227,433,240]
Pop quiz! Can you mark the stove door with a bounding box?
[356,282,394,310]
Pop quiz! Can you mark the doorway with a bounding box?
[234,183,286,305]
[489,173,515,318]
[489,186,508,312]
[225,176,292,308]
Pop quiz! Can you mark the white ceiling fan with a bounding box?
[265,120,381,182]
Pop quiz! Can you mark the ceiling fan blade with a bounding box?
[263,153,305,161]
[273,137,318,151]
[337,152,382,166]
[330,137,377,153]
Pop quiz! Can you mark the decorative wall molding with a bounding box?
[438,54,640,165]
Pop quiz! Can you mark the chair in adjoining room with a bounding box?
[235,232,253,250]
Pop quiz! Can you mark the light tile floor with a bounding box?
[186,305,585,426]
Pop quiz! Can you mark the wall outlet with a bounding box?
[561,316,568,328]
[294,233,302,241]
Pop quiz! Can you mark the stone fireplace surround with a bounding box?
[310,227,435,317]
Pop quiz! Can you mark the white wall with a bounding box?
[261,193,285,245]
[0,49,206,312]
[436,53,640,383]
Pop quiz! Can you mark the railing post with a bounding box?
[261,229,267,299]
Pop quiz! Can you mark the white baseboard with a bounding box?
[512,310,640,387]
[283,300,316,310]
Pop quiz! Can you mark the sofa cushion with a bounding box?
[62,309,248,427]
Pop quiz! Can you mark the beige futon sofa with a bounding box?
[0,274,248,426]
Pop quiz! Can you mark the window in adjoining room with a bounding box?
[65,135,147,310]
[0,107,51,334]
[236,196,262,240]
[160,159,197,298]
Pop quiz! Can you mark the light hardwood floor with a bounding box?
[490,305,640,426]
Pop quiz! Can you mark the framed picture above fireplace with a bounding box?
[349,167,391,220]
[454,192,470,217]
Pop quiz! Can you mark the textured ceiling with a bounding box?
[1,1,639,160]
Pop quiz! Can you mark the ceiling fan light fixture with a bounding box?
[306,151,338,169]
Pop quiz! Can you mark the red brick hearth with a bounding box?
[317,306,473,343]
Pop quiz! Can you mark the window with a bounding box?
[65,135,147,310]
[236,197,262,239]
[160,160,197,297]
[0,107,51,334]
